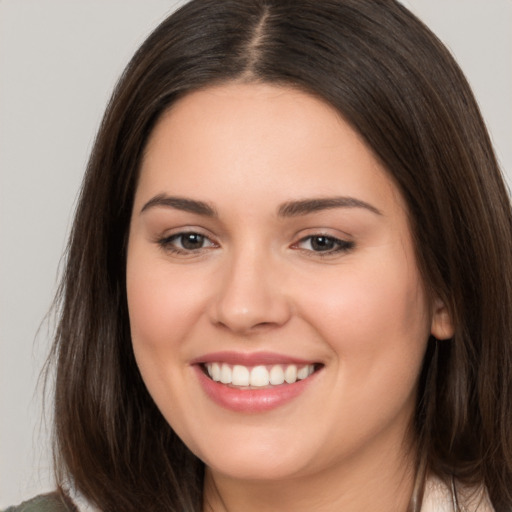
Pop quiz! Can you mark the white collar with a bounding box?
[67,474,495,512]
[421,475,495,512]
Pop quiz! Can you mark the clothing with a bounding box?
[4,478,496,511]
[421,476,495,512]
[2,493,76,512]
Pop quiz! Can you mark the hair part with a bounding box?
[49,1,512,510]
[239,5,270,80]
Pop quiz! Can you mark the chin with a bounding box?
[205,452,311,482]
[187,423,324,482]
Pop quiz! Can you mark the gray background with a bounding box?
[1,0,511,506]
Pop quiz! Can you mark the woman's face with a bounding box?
[127,83,451,483]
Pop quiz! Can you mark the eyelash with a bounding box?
[157,232,354,256]
[157,232,217,255]
[294,234,354,256]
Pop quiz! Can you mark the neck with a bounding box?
[203,434,417,512]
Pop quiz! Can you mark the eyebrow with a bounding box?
[278,197,382,217]
[140,194,381,218]
[140,194,218,217]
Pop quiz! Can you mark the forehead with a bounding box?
[137,82,405,218]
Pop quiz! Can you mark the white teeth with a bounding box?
[232,365,250,386]
[297,366,309,380]
[284,365,297,384]
[269,365,285,385]
[211,362,221,382]
[250,366,270,387]
[220,363,232,384]
[204,363,316,387]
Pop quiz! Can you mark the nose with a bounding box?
[209,247,292,334]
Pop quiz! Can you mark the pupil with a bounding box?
[311,236,334,251]
[182,233,204,250]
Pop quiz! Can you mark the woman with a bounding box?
[5,0,512,510]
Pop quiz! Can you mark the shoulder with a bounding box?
[2,493,77,512]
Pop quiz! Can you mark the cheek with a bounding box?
[308,248,429,341]
[126,261,176,402]
[125,249,204,425]
[127,272,178,363]
[297,250,430,394]
[126,249,208,354]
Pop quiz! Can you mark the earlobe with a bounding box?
[430,298,455,340]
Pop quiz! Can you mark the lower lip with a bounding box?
[193,365,319,413]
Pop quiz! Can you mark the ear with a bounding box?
[430,297,454,340]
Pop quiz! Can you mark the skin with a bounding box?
[126,83,454,512]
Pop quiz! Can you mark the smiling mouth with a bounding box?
[202,362,321,388]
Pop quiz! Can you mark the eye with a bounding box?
[158,231,217,254]
[295,235,354,254]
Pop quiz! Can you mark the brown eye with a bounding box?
[158,232,216,254]
[179,233,207,250]
[296,235,354,254]
[310,236,336,251]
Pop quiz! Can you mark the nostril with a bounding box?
[212,316,286,334]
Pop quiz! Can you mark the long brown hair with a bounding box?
[50,1,512,510]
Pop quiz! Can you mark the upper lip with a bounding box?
[190,351,318,366]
